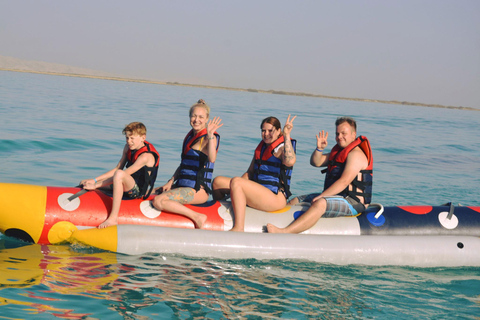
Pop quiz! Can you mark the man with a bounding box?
[267,116,372,234]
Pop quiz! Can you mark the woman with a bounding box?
[212,115,296,232]
[153,99,223,229]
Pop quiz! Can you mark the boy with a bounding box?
[81,122,160,228]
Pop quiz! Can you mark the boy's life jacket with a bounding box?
[126,141,160,199]
[253,135,296,198]
[176,128,220,194]
[322,136,373,204]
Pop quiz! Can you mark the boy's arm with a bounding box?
[81,144,129,189]
[97,145,129,179]
[122,152,153,177]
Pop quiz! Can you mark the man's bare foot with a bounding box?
[266,223,286,233]
[229,226,244,232]
[193,213,208,229]
[98,217,118,229]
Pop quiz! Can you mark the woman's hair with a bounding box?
[260,116,282,136]
[189,99,210,118]
[123,122,147,136]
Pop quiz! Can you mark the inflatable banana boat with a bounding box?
[1,182,480,266]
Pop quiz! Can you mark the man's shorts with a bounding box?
[124,184,141,199]
[295,193,364,217]
[322,196,359,217]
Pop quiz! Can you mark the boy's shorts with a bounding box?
[124,184,141,199]
[296,193,364,217]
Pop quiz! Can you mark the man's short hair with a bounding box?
[336,116,357,132]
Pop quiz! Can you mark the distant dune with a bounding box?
[1,55,477,111]
[0,55,118,77]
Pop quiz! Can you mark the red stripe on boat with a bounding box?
[397,206,433,214]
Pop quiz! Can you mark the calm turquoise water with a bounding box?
[1,70,479,319]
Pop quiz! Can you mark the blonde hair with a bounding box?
[189,99,210,118]
[122,122,147,136]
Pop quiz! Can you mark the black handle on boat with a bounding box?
[67,188,88,202]
[447,202,455,220]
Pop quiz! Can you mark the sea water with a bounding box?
[0,70,479,319]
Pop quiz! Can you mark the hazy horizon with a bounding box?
[1,1,479,109]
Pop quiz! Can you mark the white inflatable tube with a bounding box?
[71,225,480,267]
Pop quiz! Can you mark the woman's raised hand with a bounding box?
[283,114,297,136]
[207,117,223,136]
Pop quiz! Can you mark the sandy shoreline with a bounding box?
[1,67,478,112]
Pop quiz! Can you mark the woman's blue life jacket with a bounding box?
[175,128,220,194]
[126,141,160,199]
[253,135,296,198]
[322,135,373,204]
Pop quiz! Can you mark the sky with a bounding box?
[1,0,479,108]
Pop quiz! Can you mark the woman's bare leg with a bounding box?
[152,188,208,229]
[212,176,232,200]
[229,177,286,232]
